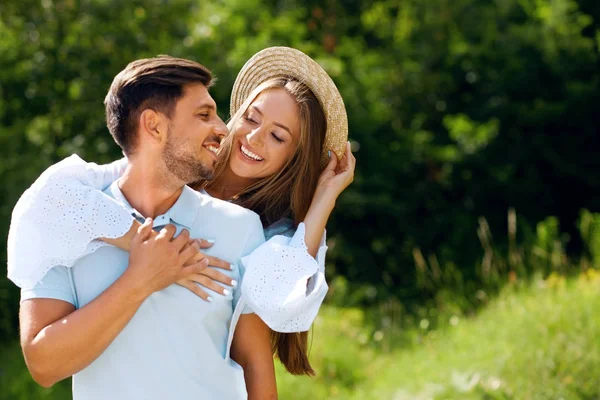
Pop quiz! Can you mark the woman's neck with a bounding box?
[206,165,256,200]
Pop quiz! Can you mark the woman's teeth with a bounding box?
[241,145,264,161]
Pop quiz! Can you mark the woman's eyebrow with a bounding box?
[250,105,292,136]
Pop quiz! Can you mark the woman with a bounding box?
[8,47,355,376]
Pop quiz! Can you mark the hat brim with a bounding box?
[230,47,348,166]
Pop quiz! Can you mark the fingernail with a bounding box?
[230,264,236,271]
[202,258,209,265]
[328,150,331,158]
[207,296,213,303]
[231,280,238,287]
[206,239,216,244]
[223,289,231,296]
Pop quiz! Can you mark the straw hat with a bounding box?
[230,46,348,166]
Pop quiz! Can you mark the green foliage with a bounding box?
[285,271,600,399]
[578,210,600,267]
[1,0,599,352]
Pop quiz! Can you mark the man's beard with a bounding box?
[162,128,214,184]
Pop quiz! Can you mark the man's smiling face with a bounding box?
[161,83,228,183]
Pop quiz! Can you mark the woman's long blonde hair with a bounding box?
[194,77,327,375]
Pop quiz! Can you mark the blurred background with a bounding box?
[1,0,599,399]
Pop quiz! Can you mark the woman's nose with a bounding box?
[246,129,263,147]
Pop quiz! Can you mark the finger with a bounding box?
[176,280,213,302]
[338,143,356,174]
[205,255,231,271]
[337,150,350,171]
[198,267,235,287]
[133,218,153,244]
[324,150,338,172]
[347,143,356,169]
[156,224,177,241]
[186,274,231,296]
[182,258,210,275]
[179,240,197,257]
[171,228,190,251]
[195,238,215,249]
[178,241,201,264]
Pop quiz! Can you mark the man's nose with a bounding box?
[214,116,228,139]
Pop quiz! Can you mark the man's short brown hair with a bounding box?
[104,55,213,155]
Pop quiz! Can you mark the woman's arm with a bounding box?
[237,143,355,333]
[303,141,355,257]
[230,314,278,400]
[8,154,233,299]
[8,155,132,288]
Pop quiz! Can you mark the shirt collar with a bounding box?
[107,181,198,230]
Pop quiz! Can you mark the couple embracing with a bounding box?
[7,47,354,399]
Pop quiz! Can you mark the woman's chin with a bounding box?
[230,161,256,179]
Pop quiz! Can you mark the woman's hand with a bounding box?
[302,142,356,257]
[176,239,237,302]
[314,141,356,204]
[126,219,210,298]
[128,219,235,303]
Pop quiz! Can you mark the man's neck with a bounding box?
[118,161,184,219]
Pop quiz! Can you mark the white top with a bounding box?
[7,154,328,332]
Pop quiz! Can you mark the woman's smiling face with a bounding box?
[228,88,300,180]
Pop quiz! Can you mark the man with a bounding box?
[16,56,277,399]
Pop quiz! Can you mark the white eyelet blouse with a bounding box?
[7,155,328,333]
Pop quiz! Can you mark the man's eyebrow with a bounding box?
[250,105,292,136]
[195,103,216,111]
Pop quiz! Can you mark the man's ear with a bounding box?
[139,109,168,144]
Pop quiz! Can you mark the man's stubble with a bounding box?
[161,126,215,186]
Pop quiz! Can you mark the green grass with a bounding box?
[276,270,600,399]
[2,270,600,400]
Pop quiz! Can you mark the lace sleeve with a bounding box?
[7,155,133,288]
[240,222,329,333]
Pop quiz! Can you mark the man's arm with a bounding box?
[19,221,206,387]
[21,277,149,387]
[230,313,278,400]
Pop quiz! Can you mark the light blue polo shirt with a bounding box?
[21,181,266,400]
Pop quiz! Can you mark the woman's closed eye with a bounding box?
[244,116,258,125]
[271,132,284,143]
